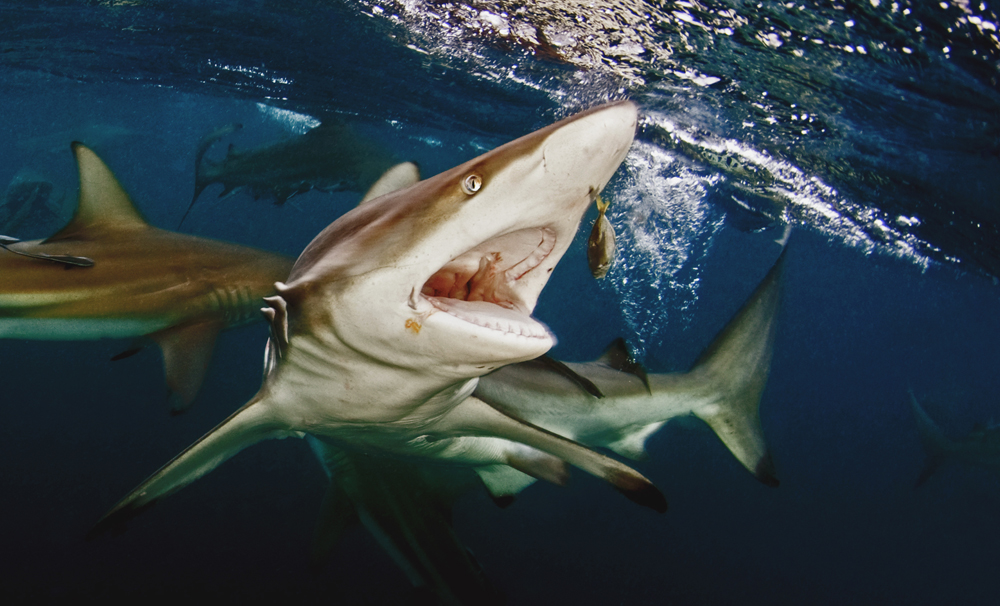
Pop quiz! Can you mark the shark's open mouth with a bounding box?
[419,227,555,339]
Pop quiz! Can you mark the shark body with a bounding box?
[473,248,783,495]
[191,120,402,207]
[0,143,295,411]
[911,392,1000,486]
[93,101,670,536]
[307,247,784,603]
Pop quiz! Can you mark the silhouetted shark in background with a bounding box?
[91,101,672,539]
[0,143,294,412]
[180,119,409,225]
[911,391,1000,486]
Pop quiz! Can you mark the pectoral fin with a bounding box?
[434,396,667,513]
[89,394,290,538]
[149,321,223,414]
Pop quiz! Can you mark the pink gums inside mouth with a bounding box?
[419,227,555,337]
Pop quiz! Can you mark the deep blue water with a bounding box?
[2,1,1000,604]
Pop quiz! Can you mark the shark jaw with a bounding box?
[416,226,556,341]
[290,100,640,374]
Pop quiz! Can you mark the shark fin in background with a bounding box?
[191,123,243,206]
[308,438,505,605]
[308,438,361,566]
[910,391,952,488]
[89,396,293,538]
[46,142,149,242]
[149,321,224,414]
[360,162,421,204]
[689,249,786,487]
[597,338,651,394]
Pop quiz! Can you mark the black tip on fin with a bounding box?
[599,338,651,394]
[490,494,516,509]
[914,457,942,489]
[608,470,668,513]
[86,499,156,541]
[754,453,780,487]
[167,392,191,416]
[110,347,143,362]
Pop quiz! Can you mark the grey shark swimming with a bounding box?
[472,247,783,496]
[92,100,668,536]
[180,119,407,225]
[307,246,784,602]
[911,392,1000,487]
[0,143,295,412]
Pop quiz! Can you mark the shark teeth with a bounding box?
[426,296,551,340]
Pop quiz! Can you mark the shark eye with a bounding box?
[461,173,483,195]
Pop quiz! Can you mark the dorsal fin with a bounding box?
[360,162,421,204]
[597,338,651,394]
[45,142,149,242]
[533,355,604,398]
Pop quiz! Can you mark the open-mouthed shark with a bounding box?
[0,143,295,412]
[306,247,784,602]
[910,391,1000,487]
[92,100,670,537]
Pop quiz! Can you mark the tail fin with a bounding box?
[179,122,242,228]
[89,393,291,537]
[910,391,952,488]
[689,249,785,487]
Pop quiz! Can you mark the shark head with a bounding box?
[282,101,638,375]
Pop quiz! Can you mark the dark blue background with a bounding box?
[2,1,999,603]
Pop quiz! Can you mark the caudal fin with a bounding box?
[687,249,785,487]
[910,391,952,488]
[89,393,291,537]
[179,122,242,227]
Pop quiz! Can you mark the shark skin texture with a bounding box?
[90,100,674,539]
[911,392,1000,487]
[0,143,295,413]
[307,246,785,604]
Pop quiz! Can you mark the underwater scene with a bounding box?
[1,1,999,604]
